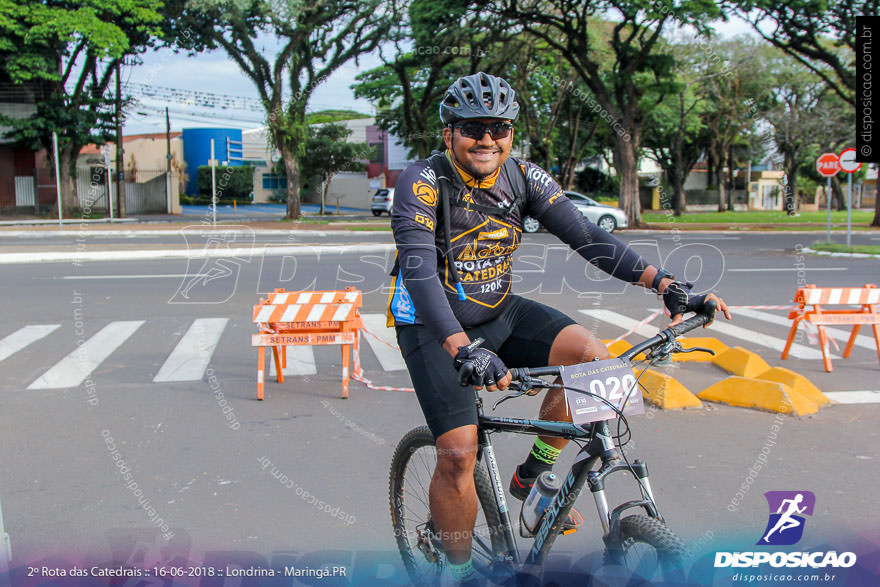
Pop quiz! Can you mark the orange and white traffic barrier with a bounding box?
[252,288,363,399]
[782,284,880,372]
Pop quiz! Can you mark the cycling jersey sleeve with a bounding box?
[391,161,464,343]
[522,162,648,284]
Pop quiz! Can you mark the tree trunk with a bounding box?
[613,131,641,227]
[55,144,79,217]
[831,176,845,211]
[282,148,302,219]
[872,173,880,227]
[787,169,799,215]
[671,168,684,217]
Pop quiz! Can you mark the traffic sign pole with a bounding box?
[847,173,852,248]
[826,177,832,242]
[837,148,862,249]
[816,152,841,242]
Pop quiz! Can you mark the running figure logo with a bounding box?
[758,491,816,546]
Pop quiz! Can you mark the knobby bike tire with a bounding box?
[389,426,510,585]
[605,514,686,580]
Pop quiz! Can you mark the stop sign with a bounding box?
[816,153,840,177]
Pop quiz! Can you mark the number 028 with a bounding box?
[589,374,637,404]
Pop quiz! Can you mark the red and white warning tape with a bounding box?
[608,310,663,344]
[352,329,414,393]
[352,304,817,391]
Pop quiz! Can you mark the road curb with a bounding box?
[0,243,396,265]
[698,376,818,416]
[801,247,880,259]
[713,346,772,377]
[757,366,829,407]
[634,368,702,409]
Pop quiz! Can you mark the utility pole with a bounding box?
[115,60,125,217]
[165,107,172,213]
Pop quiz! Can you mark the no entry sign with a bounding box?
[839,148,862,173]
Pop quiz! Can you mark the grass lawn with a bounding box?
[809,242,880,255]
[642,210,875,224]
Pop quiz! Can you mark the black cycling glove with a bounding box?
[454,339,509,389]
[662,281,708,318]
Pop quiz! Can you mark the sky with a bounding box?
[122,15,756,136]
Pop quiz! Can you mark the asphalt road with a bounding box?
[0,230,878,585]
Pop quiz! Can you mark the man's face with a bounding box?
[442,118,514,178]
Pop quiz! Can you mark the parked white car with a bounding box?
[522,191,628,233]
[370,187,395,216]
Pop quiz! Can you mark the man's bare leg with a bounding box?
[512,324,610,492]
[429,425,479,564]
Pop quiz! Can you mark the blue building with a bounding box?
[181,128,244,196]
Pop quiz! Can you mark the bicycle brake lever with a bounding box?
[677,346,716,356]
[493,390,527,410]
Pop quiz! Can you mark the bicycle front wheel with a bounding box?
[605,514,686,580]
[389,426,510,585]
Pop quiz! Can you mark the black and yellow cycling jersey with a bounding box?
[387,149,648,344]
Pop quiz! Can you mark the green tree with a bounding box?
[352,0,500,160]
[172,0,391,219]
[498,0,722,226]
[735,0,868,105]
[508,42,609,189]
[299,122,373,214]
[643,36,717,215]
[0,0,163,214]
[696,37,774,211]
[763,51,853,213]
[736,0,878,224]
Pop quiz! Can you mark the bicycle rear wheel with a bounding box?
[605,514,685,580]
[389,426,510,586]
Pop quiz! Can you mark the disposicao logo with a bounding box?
[714,490,857,570]
[758,490,815,546]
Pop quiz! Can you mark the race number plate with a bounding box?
[560,358,644,425]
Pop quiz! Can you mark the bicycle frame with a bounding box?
[453,307,716,573]
[474,398,662,569]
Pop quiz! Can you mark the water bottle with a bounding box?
[519,471,562,537]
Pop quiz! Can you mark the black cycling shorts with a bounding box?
[395,295,577,439]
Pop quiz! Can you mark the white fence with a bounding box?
[74,168,168,214]
[13,176,35,207]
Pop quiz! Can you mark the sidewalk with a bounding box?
[0,203,375,228]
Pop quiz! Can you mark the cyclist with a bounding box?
[387,72,731,585]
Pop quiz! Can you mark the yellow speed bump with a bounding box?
[713,346,772,378]
[698,376,818,416]
[603,339,633,358]
[673,337,730,362]
[757,367,829,407]
[634,368,702,409]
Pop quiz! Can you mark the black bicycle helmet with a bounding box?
[439,72,519,125]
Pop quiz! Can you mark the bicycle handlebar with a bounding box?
[619,299,716,362]
[504,300,718,383]
[458,301,717,386]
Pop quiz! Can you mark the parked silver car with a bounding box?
[370,187,395,216]
[522,190,628,233]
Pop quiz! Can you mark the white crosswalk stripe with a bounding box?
[268,345,317,377]
[579,309,660,338]
[28,321,145,389]
[153,318,229,382]
[824,391,880,404]
[579,309,831,361]
[10,304,875,389]
[0,324,61,363]
[361,313,406,371]
[735,308,880,353]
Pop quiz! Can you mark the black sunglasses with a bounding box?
[453,121,514,140]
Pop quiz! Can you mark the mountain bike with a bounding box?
[389,302,717,585]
